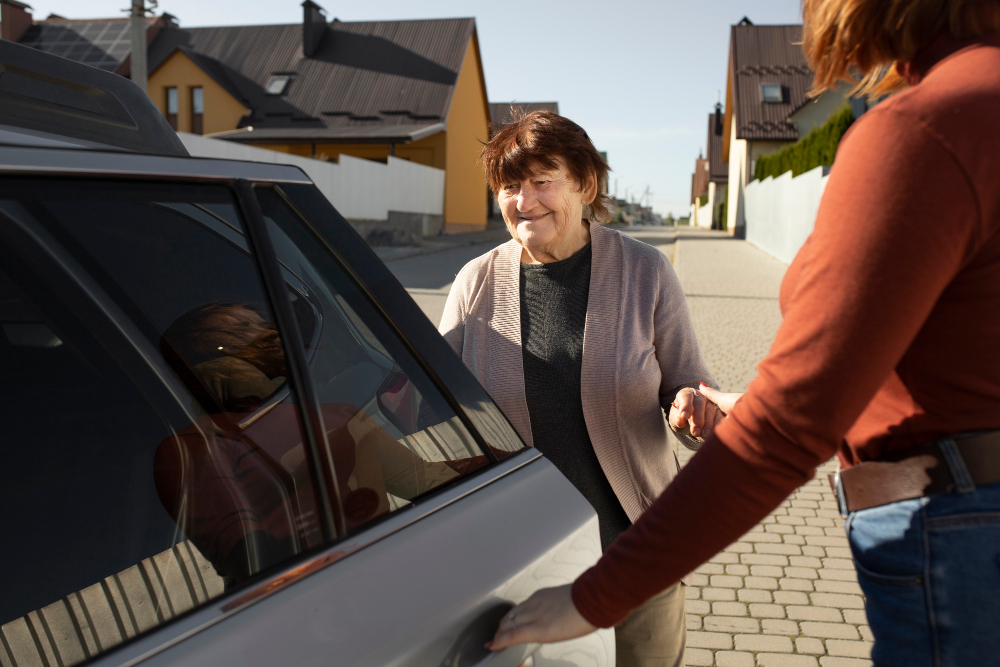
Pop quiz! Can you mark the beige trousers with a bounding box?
[614,583,686,667]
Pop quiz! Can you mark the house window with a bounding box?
[165,87,178,130]
[265,75,290,95]
[761,83,783,104]
[191,86,204,135]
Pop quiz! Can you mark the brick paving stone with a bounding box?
[688,573,710,587]
[785,567,820,580]
[825,640,873,659]
[726,564,751,576]
[684,647,715,666]
[773,591,810,605]
[711,575,744,589]
[790,556,823,568]
[686,632,734,650]
[813,581,864,595]
[698,563,726,575]
[712,602,749,617]
[741,554,789,566]
[819,658,873,667]
[757,654,819,667]
[859,626,874,642]
[822,558,856,570]
[704,617,760,634]
[738,589,773,603]
[745,576,780,590]
[715,651,755,667]
[749,603,786,619]
[795,637,826,655]
[842,610,868,625]
[704,587,738,601]
[817,569,858,582]
[751,565,785,578]
[811,593,865,609]
[734,634,794,652]
[786,606,844,623]
[712,552,742,564]
[687,586,702,599]
[688,600,712,615]
[762,619,800,635]
[800,622,861,640]
[779,578,815,592]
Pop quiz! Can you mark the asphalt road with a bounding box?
[384,227,679,327]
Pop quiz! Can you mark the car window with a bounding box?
[0,181,326,666]
[255,188,491,530]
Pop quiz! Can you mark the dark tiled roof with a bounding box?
[489,101,559,129]
[730,24,813,141]
[707,108,728,182]
[17,17,154,72]
[148,17,476,143]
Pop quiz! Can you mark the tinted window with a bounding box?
[0,181,324,665]
[256,188,490,530]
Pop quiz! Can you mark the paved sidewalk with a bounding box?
[670,233,873,667]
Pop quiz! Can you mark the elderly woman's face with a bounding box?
[497,158,592,252]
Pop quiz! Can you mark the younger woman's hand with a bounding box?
[489,584,597,651]
[696,384,744,415]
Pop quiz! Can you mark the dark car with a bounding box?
[0,41,613,667]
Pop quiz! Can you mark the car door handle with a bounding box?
[440,603,538,667]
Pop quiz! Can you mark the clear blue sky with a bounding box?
[28,0,803,216]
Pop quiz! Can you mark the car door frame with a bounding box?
[0,147,543,667]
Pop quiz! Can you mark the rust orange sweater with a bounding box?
[573,35,1000,627]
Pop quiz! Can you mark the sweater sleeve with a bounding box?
[572,104,984,627]
[438,267,469,358]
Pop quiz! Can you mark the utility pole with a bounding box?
[129,0,154,94]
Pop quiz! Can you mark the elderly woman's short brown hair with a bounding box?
[481,110,612,223]
[804,0,1000,97]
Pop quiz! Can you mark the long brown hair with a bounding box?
[803,0,1000,97]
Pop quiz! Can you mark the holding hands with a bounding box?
[668,383,743,442]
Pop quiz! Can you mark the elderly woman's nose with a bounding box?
[516,183,537,210]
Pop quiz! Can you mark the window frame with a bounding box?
[760,82,784,104]
[0,163,533,667]
[165,86,178,130]
[190,86,204,135]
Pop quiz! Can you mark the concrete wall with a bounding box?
[695,198,713,229]
[726,119,747,235]
[744,165,830,265]
[178,133,445,225]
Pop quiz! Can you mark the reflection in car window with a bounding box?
[256,188,491,529]
[0,181,322,666]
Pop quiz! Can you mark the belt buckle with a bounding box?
[833,469,849,517]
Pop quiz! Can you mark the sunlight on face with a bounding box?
[496,158,593,254]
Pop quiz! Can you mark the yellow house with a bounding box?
[145,2,490,232]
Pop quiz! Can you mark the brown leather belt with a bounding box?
[829,430,1000,514]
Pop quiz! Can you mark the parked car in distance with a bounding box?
[0,41,614,667]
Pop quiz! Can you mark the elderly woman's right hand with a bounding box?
[669,387,723,440]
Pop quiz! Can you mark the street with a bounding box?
[385,227,873,667]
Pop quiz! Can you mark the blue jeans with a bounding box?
[847,440,1000,667]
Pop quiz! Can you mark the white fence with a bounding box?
[744,166,830,265]
[177,133,445,221]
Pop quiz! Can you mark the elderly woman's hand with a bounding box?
[669,386,723,440]
[488,584,597,652]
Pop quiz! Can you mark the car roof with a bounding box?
[0,39,188,157]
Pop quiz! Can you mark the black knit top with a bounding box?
[520,243,632,551]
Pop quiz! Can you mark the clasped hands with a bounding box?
[487,384,744,653]
[667,383,743,442]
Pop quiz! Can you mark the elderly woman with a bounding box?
[439,111,720,666]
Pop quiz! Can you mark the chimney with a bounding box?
[302,0,326,58]
[714,102,723,136]
[1,0,33,43]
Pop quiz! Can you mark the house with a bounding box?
[151,3,491,233]
[690,102,730,229]
[1,1,492,233]
[1,0,175,74]
[721,18,850,235]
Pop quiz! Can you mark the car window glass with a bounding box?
[0,181,328,667]
[255,188,491,530]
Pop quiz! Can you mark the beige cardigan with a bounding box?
[439,223,715,522]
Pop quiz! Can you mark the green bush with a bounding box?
[753,104,855,181]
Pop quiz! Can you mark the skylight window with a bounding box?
[760,83,783,104]
[265,75,291,95]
